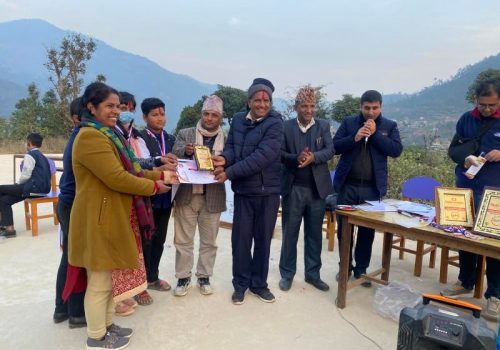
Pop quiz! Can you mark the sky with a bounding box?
[1,0,500,100]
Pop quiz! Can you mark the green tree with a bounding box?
[44,33,98,135]
[331,94,360,122]
[174,85,247,133]
[39,90,60,137]
[175,100,204,135]
[0,117,10,140]
[280,85,331,120]
[9,84,42,139]
[466,69,500,103]
[213,85,247,125]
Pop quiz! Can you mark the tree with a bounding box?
[9,84,42,139]
[44,34,97,135]
[174,100,204,135]
[331,94,360,122]
[174,85,247,133]
[39,90,61,137]
[213,85,247,125]
[279,85,331,120]
[466,69,500,103]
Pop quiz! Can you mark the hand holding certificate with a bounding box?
[176,159,216,184]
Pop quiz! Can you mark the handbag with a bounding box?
[448,118,496,165]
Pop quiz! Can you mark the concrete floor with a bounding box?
[0,154,496,350]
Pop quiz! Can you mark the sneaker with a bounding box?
[198,278,213,295]
[174,277,191,297]
[107,324,134,338]
[0,229,16,238]
[440,281,474,298]
[251,288,276,303]
[483,297,500,322]
[86,332,130,350]
[232,291,245,305]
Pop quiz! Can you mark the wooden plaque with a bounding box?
[194,145,214,171]
[473,187,500,239]
[435,187,475,227]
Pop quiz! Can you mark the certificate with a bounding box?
[435,187,475,227]
[473,187,500,239]
[194,145,214,171]
[176,159,216,184]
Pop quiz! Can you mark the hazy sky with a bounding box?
[1,0,500,100]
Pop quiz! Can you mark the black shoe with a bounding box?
[232,291,245,305]
[354,270,372,288]
[279,278,293,291]
[0,229,16,238]
[68,316,87,329]
[251,288,276,303]
[53,311,69,323]
[305,278,330,291]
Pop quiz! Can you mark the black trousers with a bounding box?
[336,183,379,276]
[0,183,24,226]
[54,200,85,316]
[458,190,500,298]
[232,194,280,293]
[279,185,325,281]
[143,206,172,283]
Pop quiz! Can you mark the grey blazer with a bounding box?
[281,118,334,199]
[172,127,227,213]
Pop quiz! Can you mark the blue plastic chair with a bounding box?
[392,176,441,277]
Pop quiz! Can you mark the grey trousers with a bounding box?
[174,194,221,279]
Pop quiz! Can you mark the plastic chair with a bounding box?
[23,158,59,236]
[391,176,441,276]
[323,170,336,251]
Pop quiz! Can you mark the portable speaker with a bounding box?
[397,294,496,349]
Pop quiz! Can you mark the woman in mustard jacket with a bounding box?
[68,82,176,350]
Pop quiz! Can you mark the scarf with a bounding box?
[297,117,315,133]
[80,111,156,241]
[193,120,225,194]
[471,107,500,119]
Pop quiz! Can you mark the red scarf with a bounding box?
[471,107,500,119]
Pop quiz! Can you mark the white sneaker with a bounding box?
[198,278,213,295]
[174,278,191,297]
[483,297,500,322]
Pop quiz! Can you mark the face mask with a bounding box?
[119,111,135,124]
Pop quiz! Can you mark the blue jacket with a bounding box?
[333,113,402,197]
[222,111,284,195]
[454,111,500,197]
[59,127,79,206]
[23,148,51,197]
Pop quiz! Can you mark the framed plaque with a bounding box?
[473,187,500,239]
[194,145,214,171]
[435,187,475,227]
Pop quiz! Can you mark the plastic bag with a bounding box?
[373,281,422,322]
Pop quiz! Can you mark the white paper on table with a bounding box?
[176,159,217,184]
[360,201,398,212]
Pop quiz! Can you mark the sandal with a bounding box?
[148,279,171,292]
[122,298,138,308]
[115,302,135,317]
[134,290,153,306]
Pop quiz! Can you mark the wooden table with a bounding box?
[335,209,500,309]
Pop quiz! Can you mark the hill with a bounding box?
[0,19,217,130]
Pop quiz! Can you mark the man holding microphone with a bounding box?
[333,90,402,286]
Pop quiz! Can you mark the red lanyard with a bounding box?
[146,128,166,156]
